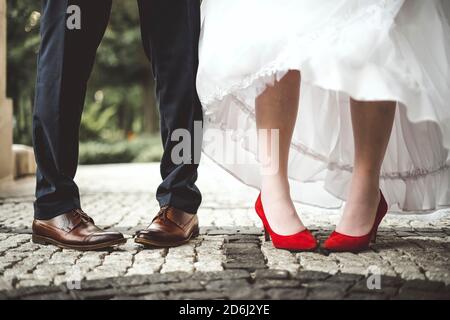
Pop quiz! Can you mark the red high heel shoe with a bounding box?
[255,193,317,251]
[323,191,388,253]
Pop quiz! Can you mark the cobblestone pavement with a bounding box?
[0,160,449,299]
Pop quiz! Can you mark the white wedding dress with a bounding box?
[197,0,450,213]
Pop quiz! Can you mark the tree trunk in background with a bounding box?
[0,0,14,181]
[142,73,158,134]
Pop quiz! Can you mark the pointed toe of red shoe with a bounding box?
[271,228,318,251]
[322,231,372,252]
[322,231,339,250]
[299,229,319,251]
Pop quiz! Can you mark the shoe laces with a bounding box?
[133,206,172,237]
[74,209,94,223]
[153,206,171,224]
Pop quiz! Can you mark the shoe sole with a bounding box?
[134,230,200,248]
[32,234,127,251]
[272,244,318,252]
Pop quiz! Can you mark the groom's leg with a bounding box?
[137,0,203,214]
[33,0,112,219]
[32,0,125,251]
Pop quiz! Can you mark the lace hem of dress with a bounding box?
[206,100,449,182]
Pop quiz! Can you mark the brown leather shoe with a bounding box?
[135,206,199,247]
[32,209,126,251]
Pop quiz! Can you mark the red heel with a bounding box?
[371,232,377,244]
[264,228,271,242]
[323,191,387,253]
[255,194,317,251]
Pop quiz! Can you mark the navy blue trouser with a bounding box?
[33,0,203,219]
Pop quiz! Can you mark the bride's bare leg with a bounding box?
[256,70,305,235]
[337,98,396,236]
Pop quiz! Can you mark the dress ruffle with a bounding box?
[197,0,450,213]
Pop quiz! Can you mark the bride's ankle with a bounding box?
[261,174,289,190]
[348,171,380,197]
[351,168,380,186]
[258,183,305,234]
[337,178,382,235]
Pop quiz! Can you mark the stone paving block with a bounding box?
[254,279,301,290]
[294,270,331,282]
[194,261,224,272]
[168,290,227,300]
[17,279,52,288]
[120,283,172,296]
[136,293,168,300]
[147,272,189,284]
[205,279,250,292]
[223,261,266,271]
[303,280,353,293]
[254,269,290,280]
[21,292,74,300]
[228,287,267,300]
[307,288,347,300]
[400,279,445,291]
[225,235,261,244]
[72,278,113,291]
[425,269,450,284]
[85,269,122,281]
[396,288,450,300]
[112,275,150,288]
[344,292,388,300]
[266,288,307,300]
[126,264,162,276]
[161,260,194,273]
[0,278,13,291]
[261,242,299,273]
[4,285,61,299]
[166,280,205,292]
[299,260,340,275]
[73,288,124,300]
[189,270,251,281]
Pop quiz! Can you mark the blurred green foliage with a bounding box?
[6,0,162,163]
[79,135,163,165]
